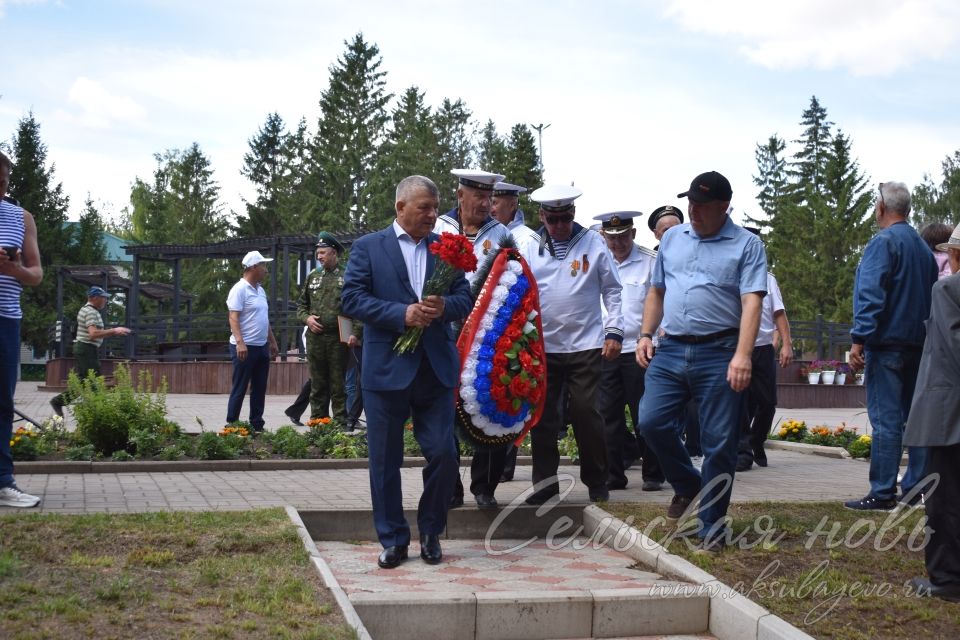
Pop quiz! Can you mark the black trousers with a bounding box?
[597,352,663,484]
[501,445,519,479]
[470,445,510,496]
[738,344,778,461]
[286,379,312,420]
[531,350,608,492]
[925,444,960,587]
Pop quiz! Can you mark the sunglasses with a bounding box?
[544,214,574,225]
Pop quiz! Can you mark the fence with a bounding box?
[786,315,852,361]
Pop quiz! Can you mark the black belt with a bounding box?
[665,328,739,344]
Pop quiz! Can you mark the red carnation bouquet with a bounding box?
[394,232,478,354]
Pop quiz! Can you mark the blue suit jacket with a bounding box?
[342,225,473,391]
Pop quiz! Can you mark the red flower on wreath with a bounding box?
[518,351,532,368]
[510,375,532,397]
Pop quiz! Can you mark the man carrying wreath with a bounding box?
[342,175,473,569]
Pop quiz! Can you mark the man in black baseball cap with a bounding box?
[677,171,733,203]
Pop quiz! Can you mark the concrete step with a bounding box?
[318,538,708,640]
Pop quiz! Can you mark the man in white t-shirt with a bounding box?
[737,229,793,470]
[226,251,279,433]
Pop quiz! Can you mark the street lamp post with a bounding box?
[529,123,551,173]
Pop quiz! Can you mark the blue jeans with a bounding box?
[865,349,927,500]
[226,344,270,430]
[638,335,744,540]
[0,317,21,488]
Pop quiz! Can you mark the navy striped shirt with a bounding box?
[0,199,24,319]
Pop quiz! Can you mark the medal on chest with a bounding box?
[482,238,492,255]
[570,254,591,277]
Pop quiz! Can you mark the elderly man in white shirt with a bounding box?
[594,211,665,492]
[517,185,624,505]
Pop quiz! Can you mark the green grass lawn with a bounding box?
[605,501,960,640]
[0,508,357,639]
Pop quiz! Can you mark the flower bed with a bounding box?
[769,419,870,458]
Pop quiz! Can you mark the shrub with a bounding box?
[159,444,186,461]
[65,444,96,461]
[35,415,69,452]
[111,450,134,461]
[327,431,367,459]
[271,426,309,458]
[68,365,168,456]
[194,432,240,460]
[402,423,421,456]
[130,420,183,458]
[558,426,579,461]
[847,435,871,459]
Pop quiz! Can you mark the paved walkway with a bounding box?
[6,381,877,515]
[14,381,873,435]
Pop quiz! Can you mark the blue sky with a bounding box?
[2,0,960,247]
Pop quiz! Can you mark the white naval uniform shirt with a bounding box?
[434,213,513,285]
[518,227,624,354]
[508,219,540,245]
[755,272,786,347]
[603,244,656,353]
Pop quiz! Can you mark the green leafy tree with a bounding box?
[364,86,441,229]
[311,33,391,228]
[125,144,229,314]
[912,150,960,225]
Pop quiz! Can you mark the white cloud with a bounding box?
[0,0,46,19]
[664,0,960,75]
[64,77,147,129]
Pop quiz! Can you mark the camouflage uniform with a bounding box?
[297,263,349,421]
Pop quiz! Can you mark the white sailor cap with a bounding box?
[593,211,640,235]
[492,181,527,197]
[531,184,583,212]
[451,169,506,191]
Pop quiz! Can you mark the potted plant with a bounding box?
[806,362,822,384]
[819,359,839,385]
[835,363,850,385]
[849,361,865,385]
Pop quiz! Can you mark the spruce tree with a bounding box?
[312,33,391,228]
[237,112,290,237]
[502,124,543,226]
[364,86,440,229]
[745,135,788,233]
[912,150,960,225]
[7,112,75,349]
[476,120,508,174]
[433,98,474,206]
[789,96,833,197]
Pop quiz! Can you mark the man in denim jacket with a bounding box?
[845,181,937,511]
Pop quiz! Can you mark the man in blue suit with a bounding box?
[342,175,473,569]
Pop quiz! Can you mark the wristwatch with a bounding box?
[639,332,653,340]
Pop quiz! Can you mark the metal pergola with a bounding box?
[120,231,370,360]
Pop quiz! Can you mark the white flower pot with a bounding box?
[821,370,836,384]
[855,373,865,385]
[835,373,847,385]
[807,372,821,384]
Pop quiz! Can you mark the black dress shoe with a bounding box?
[606,479,628,491]
[910,577,960,602]
[641,480,663,491]
[499,473,514,482]
[589,486,610,503]
[524,485,559,505]
[736,457,753,472]
[377,544,409,569]
[475,493,498,509]
[284,411,303,426]
[449,493,464,508]
[419,533,442,564]
[754,449,768,467]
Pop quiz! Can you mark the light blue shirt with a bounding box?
[393,219,427,299]
[226,278,270,346]
[652,216,767,336]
